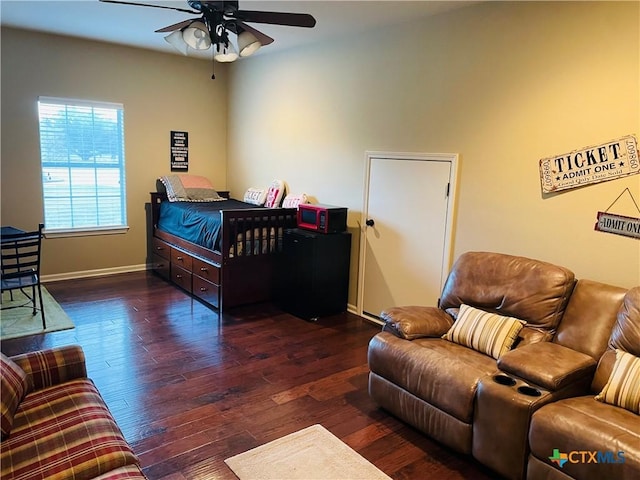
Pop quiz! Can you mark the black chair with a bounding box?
[1,224,45,329]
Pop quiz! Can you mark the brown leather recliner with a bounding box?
[368,252,577,454]
[526,287,640,480]
[368,251,627,480]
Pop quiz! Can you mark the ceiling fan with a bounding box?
[99,1,316,77]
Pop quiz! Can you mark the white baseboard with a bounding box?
[42,264,148,283]
[347,303,382,325]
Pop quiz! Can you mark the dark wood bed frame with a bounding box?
[149,191,297,312]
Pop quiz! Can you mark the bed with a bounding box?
[149,176,297,312]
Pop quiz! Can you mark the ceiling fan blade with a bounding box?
[236,22,274,46]
[232,10,316,28]
[99,0,199,14]
[155,19,196,33]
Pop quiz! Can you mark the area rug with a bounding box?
[1,286,74,340]
[224,424,392,480]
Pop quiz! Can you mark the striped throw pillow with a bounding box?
[442,304,525,359]
[595,350,640,414]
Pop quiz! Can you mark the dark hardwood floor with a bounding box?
[1,271,496,480]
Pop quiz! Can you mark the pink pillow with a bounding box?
[264,180,285,208]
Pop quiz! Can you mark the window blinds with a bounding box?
[37,97,127,232]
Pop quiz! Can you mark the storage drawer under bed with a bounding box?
[171,248,193,271]
[193,257,220,284]
[193,275,220,308]
[171,264,192,293]
[151,253,170,280]
[152,237,170,260]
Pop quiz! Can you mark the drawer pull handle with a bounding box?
[200,267,208,272]
[176,256,183,261]
[156,246,164,250]
[200,287,208,292]
[176,274,182,279]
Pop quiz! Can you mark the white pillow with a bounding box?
[243,187,267,206]
[282,193,308,208]
[264,179,285,208]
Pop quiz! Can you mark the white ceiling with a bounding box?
[0,1,478,59]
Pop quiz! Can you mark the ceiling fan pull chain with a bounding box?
[211,56,216,80]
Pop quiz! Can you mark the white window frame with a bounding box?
[37,96,129,237]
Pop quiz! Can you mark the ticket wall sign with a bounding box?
[594,211,640,239]
[539,135,639,193]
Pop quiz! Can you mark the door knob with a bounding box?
[366,219,375,227]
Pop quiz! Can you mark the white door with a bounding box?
[359,152,457,321]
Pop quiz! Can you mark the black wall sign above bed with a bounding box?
[170,131,189,171]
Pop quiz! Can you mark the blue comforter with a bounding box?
[157,199,259,251]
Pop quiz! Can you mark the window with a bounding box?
[38,97,127,235]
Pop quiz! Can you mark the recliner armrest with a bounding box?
[380,306,454,340]
[11,345,87,391]
[497,342,596,391]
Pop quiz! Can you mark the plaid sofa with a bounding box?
[1,345,146,479]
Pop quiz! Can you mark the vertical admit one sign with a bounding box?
[171,131,189,171]
[539,135,639,193]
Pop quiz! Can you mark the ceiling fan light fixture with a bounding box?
[182,21,212,50]
[238,31,262,57]
[164,30,189,56]
[105,0,317,78]
[214,41,239,62]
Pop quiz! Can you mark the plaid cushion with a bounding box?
[442,303,525,359]
[10,345,87,391]
[0,354,30,438]
[93,464,147,479]
[1,379,140,480]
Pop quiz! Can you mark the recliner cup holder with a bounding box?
[517,385,542,397]
[493,374,517,386]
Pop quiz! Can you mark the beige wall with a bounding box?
[1,1,638,305]
[227,0,640,305]
[1,28,228,277]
